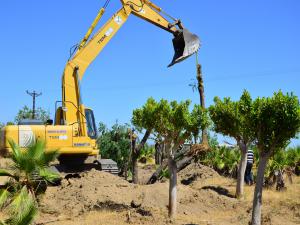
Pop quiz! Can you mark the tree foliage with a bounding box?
[97,122,131,174]
[138,143,155,163]
[0,140,59,225]
[15,106,50,124]
[153,99,209,145]
[251,91,300,153]
[0,186,37,225]
[285,146,300,175]
[201,146,240,177]
[132,97,160,132]
[209,90,254,144]
[0,140,60,193]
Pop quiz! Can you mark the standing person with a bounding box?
[245,149,254,185]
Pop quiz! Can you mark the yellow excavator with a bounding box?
[0,0,200,173]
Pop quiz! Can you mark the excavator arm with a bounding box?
[59,0,200,137]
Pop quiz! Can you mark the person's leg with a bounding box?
[245,163,250,185]
[249,163,253,185]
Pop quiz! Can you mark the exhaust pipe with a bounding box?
[168,29,200,67]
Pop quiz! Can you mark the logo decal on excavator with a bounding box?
[19,126,35,148]
[74,143,90,147]
[114,16,123,25]
[97,28,114,44]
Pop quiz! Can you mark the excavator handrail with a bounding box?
[55,100,87,122]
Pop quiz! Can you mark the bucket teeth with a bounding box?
[168,29,200,67]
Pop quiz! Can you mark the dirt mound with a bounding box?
[179,162,220,185]
[37,164,300,225]
[38,166,244,225]
[39,169,136,216]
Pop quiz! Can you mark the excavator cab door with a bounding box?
[168,29,200,67]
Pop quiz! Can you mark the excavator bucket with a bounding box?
[168,29,200,67]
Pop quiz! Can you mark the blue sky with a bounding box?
[0,0,299,145]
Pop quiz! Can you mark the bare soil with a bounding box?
[1,158,299,225]
[36,163,300,225]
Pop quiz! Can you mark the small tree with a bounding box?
[0,140,59,224]
[250,91,300,225]
[285,146,300,176]
[15,106,50,124]
[97,122,131,176]
[131,98,160,184]
[153,99,208,218]
[209,90,255,198]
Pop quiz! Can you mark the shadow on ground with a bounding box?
[201,185,235,198]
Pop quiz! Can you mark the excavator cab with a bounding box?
[168,29,200,67]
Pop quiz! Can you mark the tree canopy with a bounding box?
[251,91,300,153]
[209,90,254,144]
[15,105,50,124]
[153,99,209,146]
[132,97,160,133]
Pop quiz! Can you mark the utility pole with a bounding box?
[26,90,42,119]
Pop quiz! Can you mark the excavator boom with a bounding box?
[61,0,200,132]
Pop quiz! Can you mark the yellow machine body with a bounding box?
[0,117,98,157]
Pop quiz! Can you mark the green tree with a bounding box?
[131,98,160,184]
[209,90,255,198]
[15,106,50,124]
[97,122,131,175]
[0,140,59,224]
[286,146,300,175]
[250,91,300,225]
[0,123,4,130]
[152,99,209,218]
[138,143,155,163]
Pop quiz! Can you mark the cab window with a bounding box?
[85,109,97,139]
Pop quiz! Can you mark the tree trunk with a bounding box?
[155,142,162,165]
[162,142,166,165]
[236,143,248,198]
[251,152,271,225]
[132,155,139,184]
[124,163,128,180]
[196,63,208,145]
[168,155,177,218]
[132,129,151,184]
[176,155,194,171]
[147,145,191,184]
[147,159,168,184]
